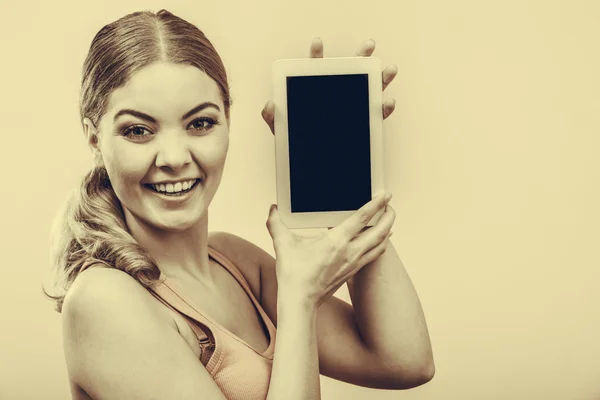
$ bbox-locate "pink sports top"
[149,246,276,400]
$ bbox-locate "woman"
[47,9,434,400]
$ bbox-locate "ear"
[83,117,104,168]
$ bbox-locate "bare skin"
[62,38,433,400]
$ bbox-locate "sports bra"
[149,246,276,400]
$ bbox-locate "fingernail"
[388,231,394,238]
[384,193,392,203]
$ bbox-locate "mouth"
[144,179,200,197]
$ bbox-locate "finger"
[266,204,291,244]
[383,99,396,120]
[261,101,275,134]
[330,192,392,241]
[310,37,323,58]
[356,39,376,57]
[382,64,398,91]
[349,204,396,255]
[357,231,393,267]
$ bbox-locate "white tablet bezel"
[272,56,385,229]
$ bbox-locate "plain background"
[1,0,599,399]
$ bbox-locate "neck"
[123,209,214,283]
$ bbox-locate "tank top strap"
[207,246,276,335]
[150,279,224,372]
[148,284,212,343]
[149,245,275,362]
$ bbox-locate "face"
[85,61,229,233]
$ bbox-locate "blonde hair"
[46,9,231,312]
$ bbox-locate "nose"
[154,131,192,171]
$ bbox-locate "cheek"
[196,135,229,169]
[216,135,230,163]
[103,143,152,189]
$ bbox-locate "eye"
[188,117,219,132]
[122,125,153,141]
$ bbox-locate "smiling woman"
[45,8,434,400]
[47,10,232,307]
[85,61,229,233]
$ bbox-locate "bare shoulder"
[62,267,175,364]
[65,267,150,306]
[63,267,166,330]
[62,267,226,399]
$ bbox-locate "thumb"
[266,204,289,241]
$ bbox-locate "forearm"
[347,241,434,379]
[266,290,320,400]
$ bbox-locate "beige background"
[1,0,599,399]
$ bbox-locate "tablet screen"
[286,74,372,213]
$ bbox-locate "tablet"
[272,56,385,229]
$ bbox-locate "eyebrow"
[113,102,221,123]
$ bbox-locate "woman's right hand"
[266,193,395,308]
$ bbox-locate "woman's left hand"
[261,38,398,133]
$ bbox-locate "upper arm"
[62,268,227,400]
[209,232,399,389]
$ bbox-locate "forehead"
[104,61,223,121]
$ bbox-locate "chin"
[124,198,209,234]
[164,225,194,233]
[156,211,206,233]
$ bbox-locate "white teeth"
[150,179,197,194]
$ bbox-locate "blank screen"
[286,74,371,213]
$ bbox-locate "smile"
[144,179,200,196]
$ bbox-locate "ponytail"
[46,9,232,312]
[46,166,160,312]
